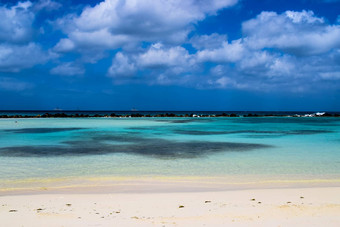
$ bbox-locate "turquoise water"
[0,117,339,186]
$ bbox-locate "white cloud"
[0,1,35,44]
[71,0,236,34]
[108,52,136,78]
[242,10,340,55]
[216,76,231,87]
[137,44,192,68]
[268,56,296,77]
[54,30,136,55]
[1,1,338,92]
[285,10,324,23]
[54,0,238,57]
[103,9,340,91]
[319,72,340,79]
[190,33,227,50]
[53,38,75,52]
[0,43,49,72]
[197,39,245,62]
[34,0,62,11]
[238,51,273,70]
[107,43,199,84]
[0,1,57,72]
[210,65,226,76]
[50,62,85,76]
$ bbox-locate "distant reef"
[0,112,339,118]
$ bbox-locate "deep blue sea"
[0,110,338,116]
[0,113,340,190]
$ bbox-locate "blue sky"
[0,0,340,111]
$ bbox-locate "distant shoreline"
[0,111,339,118]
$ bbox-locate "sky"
[0,0,340,111]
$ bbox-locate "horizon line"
[0,110,339,112]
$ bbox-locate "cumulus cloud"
[54,0,238,58]
[190,33,227,50]
[137,43,192,68]
[107,43,202,86]
[0,1,55,72]
[168,10,340,91]
[2,0,339,93]
[197,39,245,63]
[0,1,35,44]
[104,8,340,90]
[108,52,136,78]
[34,0,62,11]
[50,62,85,76]
[0,43,49,72]
[242,10,340,55]
[53,38,75,53]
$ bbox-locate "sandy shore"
[1,186,340,227]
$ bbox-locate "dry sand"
[1,186,340,227]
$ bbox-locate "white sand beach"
[1,185,340,227]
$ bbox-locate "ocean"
[0,115,340,190]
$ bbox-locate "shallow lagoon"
[0,117,339,188]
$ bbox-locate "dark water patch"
[245,135,284,138]
[284,130,333,135]
[128,127,152,130]
[4,128,87,134]
[155,118,213,124]
[174,130,236,135]
[173,130,281,135]
[0,133,272,159]
[67,133,150,144]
